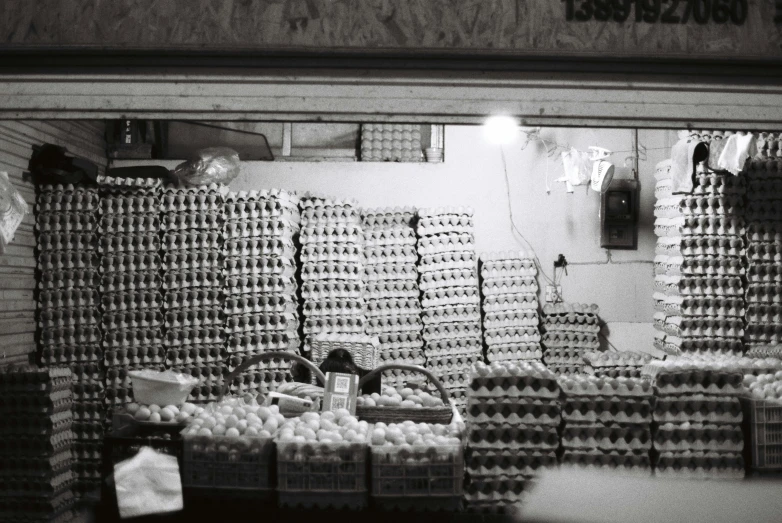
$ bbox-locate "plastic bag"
[0,172,29,254]
[114,447,182,518]
[171,147,241,187]
[557,148,591,192]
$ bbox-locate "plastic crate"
[276,440,368,509]
[741,396,782,471]
[370,443,464,511]
[181,433,275,495]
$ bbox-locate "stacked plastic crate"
[745,133,782,352]
[480,251,542,362]
[559,375,654,473]
[99,182,165,420]
[646,360,745,478]
[161,184,226,403]
[36,184,103,496]
[223,189,301,396]
[464,361,559,514]
[653,155,745,357]
[417,207,483,412]
[541,303,600,375]
[299,195,369,371]
[362,207,424,387]
[0,366,77,523]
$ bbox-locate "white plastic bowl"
[128,369,199,406]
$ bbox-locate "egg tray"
[483,313,540,330]
[301,211,360,228]
[422,306,480,324]
[224,221,297,241]
[558,375,653,398]
[225,352,293,373]
[653,423,744,453]
[561,424,652,452]
[746,182,782,200]
[541,333,599,350]
[427,353,484,373]
[301,262,364,281]
[303,249,365,266]
[36,232,98,253]
[365,268,419,283]
[542,303,599,316]
[654,199,684,220]
[677,195,744,216]
[480,263,538,278]
[303,319,366,336]
[468,382,559,401]
[304,298,366,317]
[692,172,747,195]
[656,216,745,238]
[655,236,744,257]
[463,477,527,507]
[39,344,101,367]
[482,294,538,313]
[98,253,162,274]
[417,206,474,219]
[542,323,600,336]
[162,326,225,347]
[35,212,96,235]
[72,441,102,462]
[0,369,73,398]
[465,449,557,478]
[377,339,425,354]
[663,295,746,317]
[70,420,104,441]
[70,403,104,424]
[0,430,75,456]
[360,207,416,226]
[417,214,473,230]
[300,279,363,298]
[226,332,300,354]
[425,337,482,355]
[419,274,478,293]
[481,250,536,265]
[582,351,654,368]
[664,337,744,355]
[97,213,159,234]
[165,346,226,368]
[748,263,782,284]
[671,257,745,278]
[0,412,74,440]
[466,399,561,427]
[299,229,363,246]
[663,275,745,298]
[486,346,543,362]
[654,451,745,479]
[747,221,782,242]
[227,187,299,205]
[482,282,538,298]
[746,204,782,222]
[364,284,420,301]
[100,310,163,331]
[561,397,653,425]
[485,331,542,347]
[0,472,77,500]
[467,424,559,450]
[363,225,416,242]
[224,276,296,298]
[420,250,475,267]
[742,324,782,344]
[366,297,420,314]
[38,249,100,273]
[417,234,475,255]
[543,351,586,367]
[745,344,782,358]
[422,322,482,342]
[561,450,651,471]
[98,194,159,215]
[223,237,296,259]
[546,365,585,376]
[39,325,101,348]
[165,364,226,386]
[0,451,74,480]
[365,319,422,336]
[653,395,742,425]
[38,307,100,330]
[746,283,782,303]
[662,317,744,339]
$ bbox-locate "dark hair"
[319,349,360,375]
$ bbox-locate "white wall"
[227,125,676,353]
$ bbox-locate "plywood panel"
[0,121,106,365]
[1,0,779,61]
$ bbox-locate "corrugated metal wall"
[0,121,106,366]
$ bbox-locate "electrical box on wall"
[600,179,639,249]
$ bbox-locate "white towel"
[718,133,757,175]
[670,138,708,194]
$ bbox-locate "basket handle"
[219,352,326,401]
[358,363,450,405]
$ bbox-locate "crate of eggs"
[360,124,422,162]
[368,420,464,511]
[356,378,452,424]
[275,410,370,510]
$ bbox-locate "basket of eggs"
[356,364,454,424]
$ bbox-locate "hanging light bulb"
[483,115,519,145]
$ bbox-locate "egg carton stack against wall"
[161,184,226,403]
[581,351,655,378]
[35,184,103,496]
[223,190,301,396]
[0,366,77,523]
[541,303,600,375]
[362,207,424,387]
[480,251,542,362]
[464,361,560,514]
[100,183,165,421]
[653,154,746,357]
[645,360,745,478]
[417,207,483,413]
[299,195,370,372]
[559,375,653,474]
[360,124,422,162]
[744,133,782,353]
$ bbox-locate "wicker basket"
[356,364,453,424]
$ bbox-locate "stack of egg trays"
[581,351,656,378]
[464,361,559,514]
[99,186,166,419]
[744,135,782,352]
[361,207,424,387]
[480,251,542,362]
[299,194,367,348]
[417,207,483,411]
[654,139,747,357]
[0,366,77,523]
[541,303,600,375]
[644,360,745,479]
[223,189,301,396]
[161,184,227,403]
[360,124,422,162]
[558,374,654,473]
[35,184,104,495]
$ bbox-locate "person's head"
[319,349,360,375]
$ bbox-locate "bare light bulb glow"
[483,115,519,145]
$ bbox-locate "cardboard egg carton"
[162,269,223,291]
[97,233,160,255]
[35,212,96,234]
[305,332,378,368]
[361,207,416,228]
[486,345,542,362]
[745,343,782,358]
[548,364,586,376]
[482,279,538,297]
[0,392,74,419]
[377,333,424,352]
[747,179,782,199]
[363,224,416,242]
[422,304,480,324]
[428,352,483,372]
[561,450,651,471]
[678,194,744,216]
[747,242,782,263]
[655,179,673,200]
[228,370,293,396]
[161,231,223,252]
[360,123,422,162]
[223,275,295,297]
[416,259,474,276]
[99,253,161,274]
[744,324,782,343]
[467,424,559,450]
[224,219,297,241]
[102,386,134,407]
[303,244,363,264]
[299,223,363,244]
[160,211,223,233]
[164,251,223,274]
[541,332,599,350]
[655,216,745,237]
[558,375,653,398]
[224,293,298,317]
[37,307,99,331]
[748,262,782,283]
[542,316,600,332]
[561,424,652,452]
[480,251,536,267]
[0,451,74,479]
[299,192,358,209]
[671,256,745,277]
[300,282,362,301]
[38,251,99,272]
[379,353,425,368]
[365,263,418,281]
[483,311,539,329]
[658,275,744,297]
[543,303,599,316]
[0,470,76,498]
[300,206,360,226]
[543,347,586,366]
[226,331,299,353]
[641,361,743,395]
[486,329,541,346]
[419,268,477,289]
[224,237,295,258]
[225,200,299,222]
[99,194,159,215]
[301,261,364,281]
[37,232,98,252]
[653,395,742,425]
[365,316,422,335]
[72,441,101,463]
[561,396,653,425]
[0,366,73,394]
[663,296,744,317]
[417,233,475,255]
[39,344,101,366]
[423,321,482,341]
[746,281,782,303]
[304,298,366,316]
[654,197,685,220]
[662,336,744,355]
[482,294,538,313]
[303,316,366,335]
[96,172,161,189]
[37,186,100,213]
[421,292,480,310]
[654,451,745,479]
[0,430,76,457]
[225,352,293,373]
[378,346,424,361]
[581,351,653,369]
[103,345,166,369]
[747,222,782,242]
[366,250,418,264]
[420,250,475,267]
[467,398,561,427]
[363,282,420,300]
[746,200,782,221]
[465,449,557,479]
[416,216,474,237]
[226,188,299,205]
[656,236,745,257]
[225,312,298,335]
[436,373,472,390]
[38,289,100,311]
[99,325,162,348]
[654,423,744,453]
[165,345,225,368]
[100,292,163,315]
[662,316,744,338]
[40,326,101,348]
[98,214,159,235]
[366,297,420,315]
[464,477,527,506]
[417,206,474,219]
[101,310,163,332]
[163,326,225,347]
[165,307,225,329]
